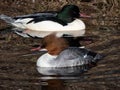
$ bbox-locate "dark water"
[0,15,120,89]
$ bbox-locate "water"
[0,16,120,89]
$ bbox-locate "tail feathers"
[93,53,103,62]
[0,14,26,29]
[12,28,29,38]
[85,51,103,63]
[0,14,15,24]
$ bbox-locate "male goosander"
[0,5,90,38]
[37,34,102,67]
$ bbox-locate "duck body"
[37,47,102,67]
[0,5,86,38]
[37,65,89,75]
[14,19,85,37]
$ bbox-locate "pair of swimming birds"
[0,5,102,67]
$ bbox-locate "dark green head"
[57,5,80,23]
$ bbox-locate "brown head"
[41,33,69,55]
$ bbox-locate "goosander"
[37,34,102,67]
[0,5,90,38]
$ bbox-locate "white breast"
[37,53,57,67]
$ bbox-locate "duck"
[0,5,90,38]
[37,34,102,67]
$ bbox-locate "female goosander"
[37,34,102,67]
[0,5,90,38]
